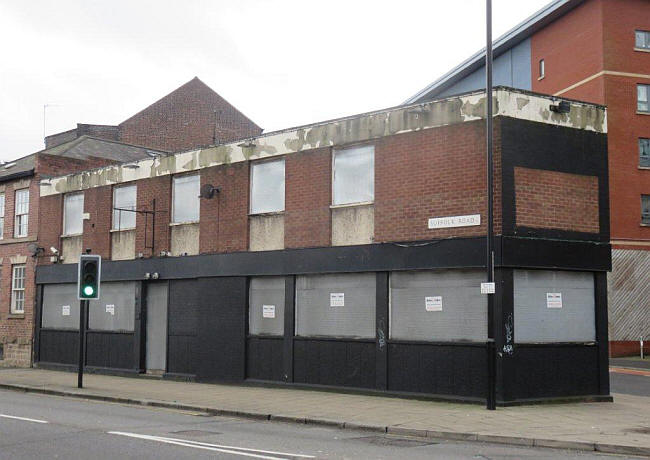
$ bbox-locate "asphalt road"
[0,390,639,460]
[611,370,650,397]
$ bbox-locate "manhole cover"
[348,435,437,448]
[627,427,650,434]
[170,430,222,437]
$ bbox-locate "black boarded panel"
[85,332,135,370]
[388,343,487,398]
[507,345,599,401]
[293,339,375,389]
[38,330,78,365]
[167,279,200,375]
[246,337,284,382]
[195,277,247,382]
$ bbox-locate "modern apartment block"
[33,88,611,405]
[406,0,650,357]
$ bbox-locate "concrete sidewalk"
[1,368,649,456]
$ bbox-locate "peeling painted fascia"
[41,88,606,197]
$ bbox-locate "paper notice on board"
[330,293,344,307]
[62,305,70,316]
[546,293,562,309]
[262,305,275,318]
[106,304,115,315]
[425,296,443,312]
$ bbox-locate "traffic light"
[78,255,101,300]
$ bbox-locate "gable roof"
[404,0,584,104]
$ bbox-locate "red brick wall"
[38,194,63,264]
[285,148,332,249]
[83,186,113,258]
[135,177,171,256]
[199,162,249,254]
[119,77,262,152]
[514,167,600,233]
[374,121,502,242]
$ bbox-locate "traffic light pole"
[77,299,88,388]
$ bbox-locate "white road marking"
[108,431,316,459]
[0,414,49,424]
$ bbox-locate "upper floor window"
[635,30,650,50]
[250,158,285,214]
[643,195,650,225]
[539,59,545,79]
[172,174,200,223]
[0,193,5,239]
[112,184,137,230]
[10,264,26,314]
[638,84,650,113]
[63,192,84,236]
[332,145,374,206]
[640,138,650,168]
[14,188,29,238]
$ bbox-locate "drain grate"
[348,435,437,448]
[170,430,222,437]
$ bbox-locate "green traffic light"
[83,285,95,296]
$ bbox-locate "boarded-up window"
[390,270,487,342]
[249,277,285,336]
[250,159,285,214]
[41,284,79,329]
[64,192,84,235]
[88,282,136,332]
[172,174,200,223]
[296,273,375,338]
[332,145,374,205]
[113,184,137,230]
[514,270,595,343]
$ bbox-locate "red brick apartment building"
[33,88,612,404]
[0,78,262,367]
[406,0,650,356]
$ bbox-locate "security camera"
[50,246,59,255]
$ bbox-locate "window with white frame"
[640,138,650,168]
[643,195,650,225]
[14,188,29,237]
[172,174,200,223]
[635,30,650,50]
[112,184,137,230]
[0,193,5,239]
[250,158,285,214]
[63,193,84,235]
[11,264,26,314]
[639,84,650,113]
[332,145,374,206]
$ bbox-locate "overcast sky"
[0,0,550,161]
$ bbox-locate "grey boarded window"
[390,270,487,342]
[514,270,595,343]
[41,284,79,329]
[88,282,136,332]
[249,277,285,336]
[296,273,375,339]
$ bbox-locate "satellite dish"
[200,184,220,199]
[27,243,43,256]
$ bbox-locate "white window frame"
[10,264,26,314]
[112,184,137,230]
[635,30,650,50]
[332,145,375,206]
[539,59,545,79]
[0,193,5,240]
[638,84,650,113]
[14,188,29,238]
[172,174,200,224]
[63,192,84,236]
[250,158,285,214]
[640,138,650,168]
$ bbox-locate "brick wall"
[119,77,262,153]
[514,167,600,233]
[135,176,171,256]
[199,162,249,254]
[83,185,113,258]
[284,148,332,249]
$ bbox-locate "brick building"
[0,137,165,367]
[34,88,611,405]
[405,0,650,357]
[45,77,263,153]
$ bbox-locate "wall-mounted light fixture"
[550,100,571,114]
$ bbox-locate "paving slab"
[0,368,649,456]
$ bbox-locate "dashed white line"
[0,414,49,424]
[108,431,316,459]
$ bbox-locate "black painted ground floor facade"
[34,236,611,405]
